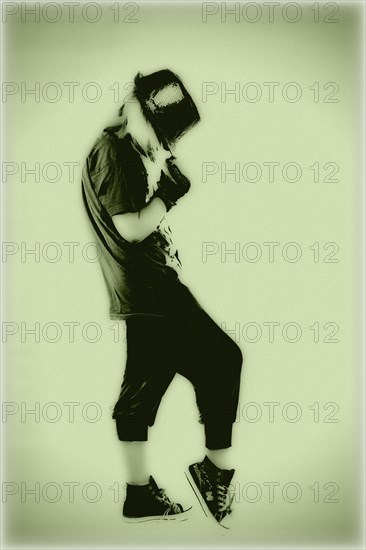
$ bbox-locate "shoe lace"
[217,483,235,514]
[155,488,182,515]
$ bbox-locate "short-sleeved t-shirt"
[81,118,200,319]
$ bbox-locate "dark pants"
[112,306,243,450]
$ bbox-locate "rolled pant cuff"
[204,421,233,450]
[115,419,148,441]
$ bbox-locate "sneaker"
[185,456,235,528]
[123,476,191,522]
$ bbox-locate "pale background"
[1,1,364,548]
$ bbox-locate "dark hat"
[133,69,200,144]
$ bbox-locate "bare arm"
[112,155,190,244]
[112,197,167,244]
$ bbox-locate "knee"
[229,340,243,374]
[213,334,243,376]
[212,338,243,381]
[235,342,244,368]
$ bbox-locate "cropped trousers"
[112,305,243,450]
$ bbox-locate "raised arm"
[112,158,191,244]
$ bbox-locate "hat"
[133,69,200,144]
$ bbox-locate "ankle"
[205,450,233,472]
[127,476,150,486]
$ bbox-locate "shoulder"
[87,120,132,176]
[86,134,116,177]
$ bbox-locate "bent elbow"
[123,230,145,244]
[120,231,142,244]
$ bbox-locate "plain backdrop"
[2,2,364,548]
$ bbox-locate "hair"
[118,94,165,150]
[117,87,138,117]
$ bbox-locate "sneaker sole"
[123,506,192,524]
[184,469,230,530]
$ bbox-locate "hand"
[153,157,191,212]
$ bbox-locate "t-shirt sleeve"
[88,134,146,217]
[96,162,134,216]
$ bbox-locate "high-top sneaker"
[123,476,191,522]
[185,456,235,528]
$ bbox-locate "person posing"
[81,69,243,528]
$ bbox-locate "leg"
[112,316,190,521]
[206,448,233,471]
[112,316,176,451]
[175,307,243,526]
[120,441,150,486]
[175,307,243,452]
